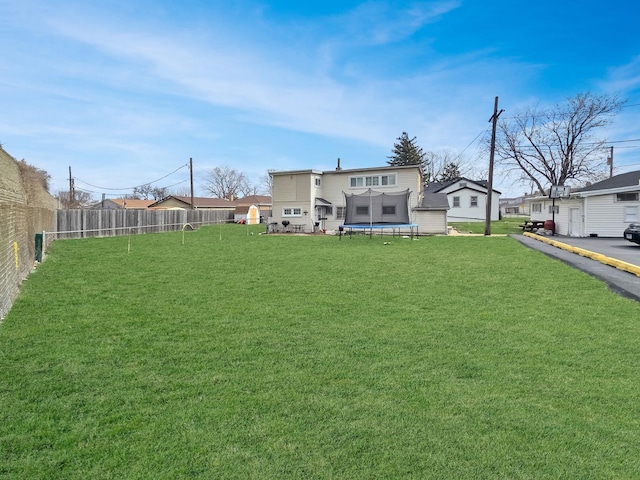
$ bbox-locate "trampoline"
[340,223,419,238]
[340,188,417,238]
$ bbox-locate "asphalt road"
[513,234,640,302]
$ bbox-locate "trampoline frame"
[340,223,419,239]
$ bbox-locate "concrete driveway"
[513,234,640,302]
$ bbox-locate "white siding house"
[424,178,500,222]
[270,165,449,234]
[527,170,640,237]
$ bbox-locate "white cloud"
[601,56,640,94]
[29,1,477,150]
[330,1,461,46]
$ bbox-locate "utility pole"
[607,146,614,178]
[68,166,74,208]
[189,157,194,209]
[485,96,504,236]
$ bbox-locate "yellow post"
[13,242,19,269]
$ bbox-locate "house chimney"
[336,157,342,171]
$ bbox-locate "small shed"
[413,193,450,234]
[247,204,260,224]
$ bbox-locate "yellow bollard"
[13,242,19,269]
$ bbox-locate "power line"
[610,145,640,150]
[457,127,490,158]
[163,179,189,189]
[74,162,189,191]
[510,138,640,150]
[73,186,100,195]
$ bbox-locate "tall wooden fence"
[54,209,234,240]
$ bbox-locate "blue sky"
[2,0,640,198]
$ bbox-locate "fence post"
[35,233,43,262]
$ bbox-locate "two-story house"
[270,164,449,234]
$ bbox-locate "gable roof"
[91,198,157,209]
[424,177,501,195]
[149,196,234,209]
[112,199,156,209]
[574,170,640,193]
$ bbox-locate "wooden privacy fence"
[54,209,234,239]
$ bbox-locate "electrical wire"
[74,162,189,191]
[508,138,640,150]
[458,127,490,157]
[500,102,639,122]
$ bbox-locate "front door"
[569,208,580,236]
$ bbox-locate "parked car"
[623,223,640,244]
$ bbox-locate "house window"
[349,174,396,188]
[356,206,369,215]
[336,207,346,219]
[382,205,396,215]
[459,182,467,187]
[624,206,638,223]
[283,207,302,217]
[549,205,559,214]
[470,196,478,207]
[532,203,542,213]
[617,193,638,202]
[314,177,322,187]
[453,196,460,207]
[380,175,395,186]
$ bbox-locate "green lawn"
[1,224,640,479]
[449,217,527,234]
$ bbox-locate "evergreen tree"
[387,132,427,171]
[437,162,461,182]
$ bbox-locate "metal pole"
[68,166,73,208]
[190,157,194,209]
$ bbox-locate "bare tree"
[172,185,192,197]
[133,184,168,200]
[495,92,625,192]
[151,186,168,200]
[56,190,93,208]
[203,166,248,200]
[424,150,473,182]
[238,182,261,197]
[262,171,274,196]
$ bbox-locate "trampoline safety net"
[343,188,411,225]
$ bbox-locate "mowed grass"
[1,224,640,479]
[450,217,527,235]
